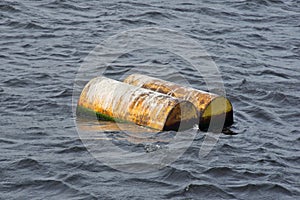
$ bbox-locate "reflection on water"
[76,116,199,173]
[76,117,168,143]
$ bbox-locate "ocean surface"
[1,0,299,199]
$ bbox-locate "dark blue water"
[1,0,299,199]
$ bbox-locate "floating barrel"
[124,74,234,130]
[77,77,198,131]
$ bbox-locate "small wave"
[74,161,116,173]
[123,177,173,187]
[119,18,156,25]
[179,2,195,6]
[119,1,152,8]
[247,106,283,125]
[30,73,53,81]
[21,43,32,48]
[0,138,16,144]
[256,69,290,79]
[128,11,176,20]
[16,179,88,197]
[165,183,236,199]
[50,88,72,98]
[162,167,197,184]
[5,20,20,27]
[228,183,293,196]
[173,7,195,13]
[242,170,268,178]
[63,173,86,183]
[50,53,70,58]
[246,33,268,41]
[42,0,91,11]
[17,99,62,113]
[228,41,256,49]
[253,0,284,5]
[0,4,20,13]
[252,90,289,105]
[203,166,237,177]
[24,22,49,30]
[3,78,35,88]
[232,0,283,11]
[220,143,240,152]
[56,146,87,154]
[13,158,42,170]
[5,20,49,30]
[253,26,272,31]
[256,157,287,168]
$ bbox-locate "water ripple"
[1,0,299,199]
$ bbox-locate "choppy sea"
[1,0,299,199]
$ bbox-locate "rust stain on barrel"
[124,74,234,130]
[78,77,198,131]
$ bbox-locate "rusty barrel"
[124,74,234,130]
[77,77,198,131]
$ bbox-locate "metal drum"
[77,77,198,131]
[124,74,233,130]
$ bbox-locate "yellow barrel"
[77,77,198,131]
[124,74,233,130]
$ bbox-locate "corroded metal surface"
[77,77,198,131]
[124,74,234,130]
